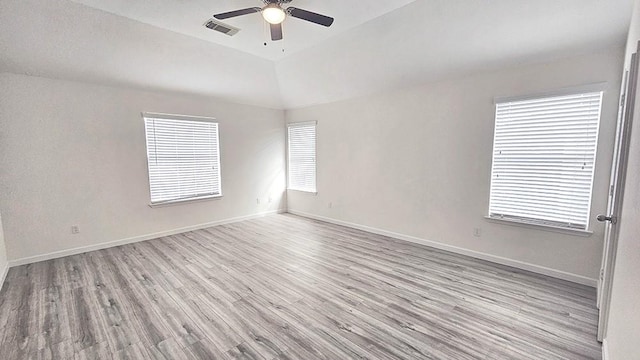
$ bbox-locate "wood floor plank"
[0,214,602,359]
[166,287,244,353]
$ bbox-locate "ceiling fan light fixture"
[262,4,286,25]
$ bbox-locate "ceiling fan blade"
[214,7,261,20]
[270,23,283,41]
[287,7,334,27]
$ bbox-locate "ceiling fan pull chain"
[263,19,268,46]
[281,22,286,53]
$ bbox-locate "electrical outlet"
[328,202,333,208]
[268,197,272,203]
[473,228,482,237]
[256,198,261,205]
[71,225,80,234]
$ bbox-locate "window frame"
[142,112,223,207]
[487,85,605,233]
[287,121,318,194]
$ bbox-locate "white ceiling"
[0,0,635,109]
[0,0,282,108]
[277,0,634,107]
[69,0,417,61]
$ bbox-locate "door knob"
[597,214,617,224]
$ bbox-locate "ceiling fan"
[213,0,334,41]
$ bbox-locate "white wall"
[0,73,286,263]
[604,0,640,357]
[287,48,623,282]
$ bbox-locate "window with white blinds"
[488,91,603,230]
[143,113,221,205]
[288,122,317,193]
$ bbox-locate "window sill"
[484,216,593,237]
[287,188,317,195]
[149,194,223,208]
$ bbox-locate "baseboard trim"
[288,209,597,287]
[0,262,9,291]
[602,339,609,360]
[8,209,286,267]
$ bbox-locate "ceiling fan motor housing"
[263,0,293,4]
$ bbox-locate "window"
[143,113,221,205]
[287,122,317,193]
[488,90,603,230]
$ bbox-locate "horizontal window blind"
[144,115,221,204]
[489,91,603,230]
[288,122,316,192]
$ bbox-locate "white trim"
[602,339,609,360]
[484,216,593,237]
[149,194,223,208]
[287,189,318,195]
[494,82,608,104]
[287,120,317,128]
[288,209,597,287]
[8,209,285,267]
[141,112,216,123]
[0,262,9,292]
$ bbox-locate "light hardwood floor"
[0,214,601,359]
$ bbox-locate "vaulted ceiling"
[69,0,417,61]
[0,0,634,109]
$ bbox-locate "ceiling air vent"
[204,18,240,36]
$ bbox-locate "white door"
[596,46,638,341]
